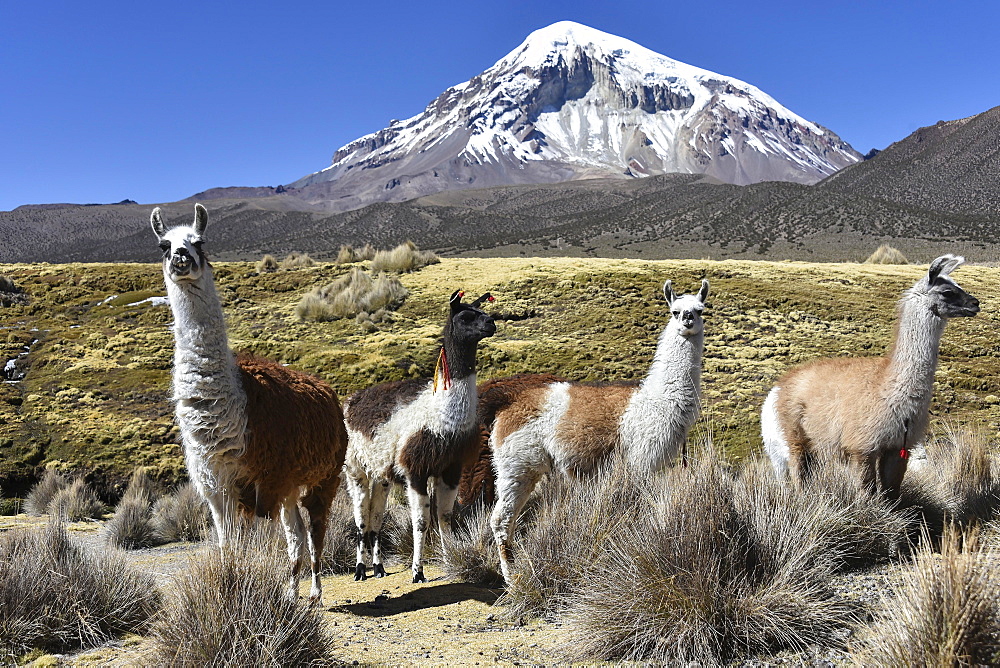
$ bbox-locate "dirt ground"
[1,514,567,666]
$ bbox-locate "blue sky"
[2,1,997,212]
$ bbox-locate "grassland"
[0,256,997,497]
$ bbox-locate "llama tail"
[760,386,789,479]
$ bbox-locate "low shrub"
[335,244,358,264]
[370,241,440,273]
[865,244,908,264]
[120,468,161,507]
[851,527,1000,664]
[0,521,160,661]
[152,483,209,543]
[149,526,337,666]
[255,254,278,273]
[24,469,68,516]
[295,267,408,322]
[48,478,105,521]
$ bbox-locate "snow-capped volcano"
[291,21,861,209]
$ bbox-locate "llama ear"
[928,254,965,282]
[150,207,167,238]
[663,280,675,305]
[471,292,494,307]
[450,290,464,310]
[697,279,710,303]
[193,203,209,237]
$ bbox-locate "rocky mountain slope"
[284,21,861,211]
[1,107,996,264]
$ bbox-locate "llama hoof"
[373,563,386,578]
[412,568,426,583]
[354,563,367,581]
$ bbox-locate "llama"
[151,204,348,603]
[761,255,979,500]
[483,279,709,583]
[343,290,496,583]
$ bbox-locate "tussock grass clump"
[295,266,408,322]
[370,240,440,273]
[320,492,359,574]
[903,427,1000,532]
[149,526,337,666]
[0,521,160,661]
[852,527,1000,664]
[281,251,314,269]
[865,244,908,264]
[501,457,649,619]
[255,254,278,273]
[24,469,68,516]
[441,502,505,588]
[105,496,158,549]
[107,471,162,549]
[48,478,105,521]
[556,450,857,664]
[152,483,208,543]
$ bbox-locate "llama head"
[914,254,980,319]
[663,279,709,336]
[446,290,497,345]
[150,204,210,283]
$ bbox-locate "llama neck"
[883,290,947,411]
[642,322,704,395]
[442,335,479,384]
[165,265,242,401]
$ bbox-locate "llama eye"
[159,242,170,253]
[671,311,680,317]
[192,240,204,249]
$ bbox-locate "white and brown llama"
[482,278,709,583]
[343,290,496,583]
[151,204,348,603]
[761,254,979,500]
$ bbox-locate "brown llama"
[152,204,348,603]
[761,254,979,500]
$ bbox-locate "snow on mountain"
[290,21,862,210]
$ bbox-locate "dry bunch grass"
[370,241,440,273]
[555,449,859,663]
[152,483,209,543]
[0,521,159,661]
[23,469,68,516]
[902,427,1000,533]
[295,266,407,322]
[149,525,337,666]
[336,243,376,264]
[440,501,505,588]
[281,251,314,269]
[106,496,158,549]
[852,526,1000,664]
[48,477,104,521]
[865,244,909,264]
[255,254,278,273]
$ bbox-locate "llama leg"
[760,388,790,479]
[491,469,542,584]
[205,488,239,548]
[406,476,432,583]
[344,471,372,581]
[301,476,339,605]
[435,464,463,557]
[279,497,307,600]
[369,478,391,578]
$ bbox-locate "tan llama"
[761,254,979,499]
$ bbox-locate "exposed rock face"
[290,21,861,211]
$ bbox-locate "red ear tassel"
[900,448,909,459]
[488,295,495,302]
[458,291,465,298]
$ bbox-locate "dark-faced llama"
[343,290,496,583]
[152,204,348,603]
[482,279,709,583]
[761,255,979,500]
